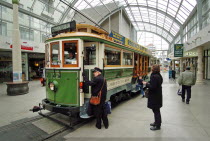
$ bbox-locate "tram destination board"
[51,21,76,37]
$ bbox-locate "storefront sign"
[184,51,197,57]
[109,31,125,44]
[174,44,183,57]
[10,45,33,51]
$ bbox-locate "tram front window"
[51,42,60,66]
[64,42,77,65]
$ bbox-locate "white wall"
[184,23,210,51]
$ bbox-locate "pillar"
[6,0,29,95]
[12,0,22,82]
[196,46,204,84]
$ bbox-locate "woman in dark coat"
[83,67,109,129]
[143,65,163,131]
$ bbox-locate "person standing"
[137,75,145,98]
[83,67,109,129]
[178,66,196,104]
[143,65,163,131]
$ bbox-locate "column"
[180,58,183,72]
[12,0,22,82]
[196,46,204,84]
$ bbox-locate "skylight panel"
[167,7,177,17]
[158,4,167,12]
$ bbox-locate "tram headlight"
[49,83,55,91]
[49,80,59,92]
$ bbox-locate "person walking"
[178,66,196,104]
[83,67,109,129]
[143,65,163,131]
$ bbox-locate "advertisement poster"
[174,44,183,57]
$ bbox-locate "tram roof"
[46,31,151,56]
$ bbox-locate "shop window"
[123,51,133,65]
[50,42,60,67]
[20,27,34,41]
[0,22,7,36]
[105,46,121,66]
[84,44,96,65]
[63,41,78,67]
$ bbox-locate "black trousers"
[181,85,191,102]
[95,105,109,128]
[152,108,162,127]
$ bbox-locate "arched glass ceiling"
[4,0,196,44]
[72,0,197,43]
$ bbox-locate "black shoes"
[186,101,189,104]
[105,125,109,129]
[150,126,161,131]
[142,95,145,98]
[95,125,101,129]
[182,99,185,102]
[150,123,161,130]
[150,123,156,126]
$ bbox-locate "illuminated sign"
[51,21,76,37]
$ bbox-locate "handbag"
[144,88,149,98]
[89,79,105,105]
[177,87,182,96]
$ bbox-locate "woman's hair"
[152,65,160,73]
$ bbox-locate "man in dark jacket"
[83,67,109,129]
[143,65,163,131]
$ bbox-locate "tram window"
[84,44,96,65]
[63,42,77,65]
[51,42,60,66]
[123,51,133,65]
[45,44,49,67]
[105,46,121,65]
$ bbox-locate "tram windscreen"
[64,42,77,65]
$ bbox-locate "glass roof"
[4,0,196,45]
[70,0,197,43]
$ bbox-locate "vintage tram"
[34,21,151,118]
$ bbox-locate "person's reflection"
[65,51,76,64]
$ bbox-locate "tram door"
[83,42,99,93]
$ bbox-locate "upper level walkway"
[0,72,210,141]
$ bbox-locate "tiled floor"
[0,72,210,141]
[63,72,210,141]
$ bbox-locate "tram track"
[0,112,92,141]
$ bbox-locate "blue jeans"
[140,85,145,96]
[136,85,144,96]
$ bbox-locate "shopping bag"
[104,101,111,115]
[177,87,182,96]
[144,88,149,98]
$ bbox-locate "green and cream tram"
[42,22,151,118]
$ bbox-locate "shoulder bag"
[90,79,105,105]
